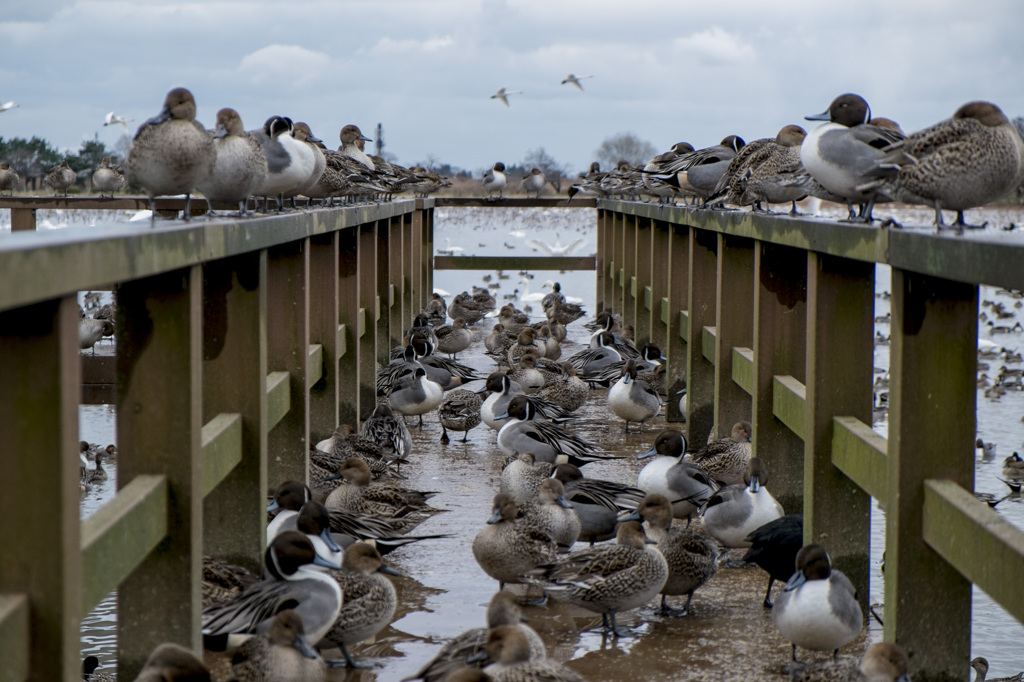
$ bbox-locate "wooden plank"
[831,416,889,502]
[713,233,754,438]
[81,475,168,614]
[116,266,203,677]
[337,324,347,359]
[664,224,689,422]
[0,594,29,682]
[10,208,36,232]
[433,197,596,208]
[885,269,976,678]
[266,371,291,432]
[307,344,323,390]
[338,228,360,427]
[923,479,1024,624]
[0,296,80,682]
[686,228,718,445]
[434,255,597,271]
[308,232,339,444]
[358,224,377,420]
[771,375,806,440]
[201,413,243,498]
[649,220,670,349]
[753,242,807,514]
[376,219,391,367]
[731,347,754,395]
[701,326,717,364]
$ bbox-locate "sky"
[1,0,1023,176]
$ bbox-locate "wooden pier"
[1,196,1023,681]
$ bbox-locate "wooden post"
[308,232,340,443]
[402,212,415,327]
[665,223,690,422]
[10,208,36,231]
[116,267,203,679]
[338,228,360,428]
[753,242,807,516]
[685,228,718,445]
[634,216,653,345]
[376,219,391,366]
[202,252,268,573]
[358,223,377,420]
[596,209,610,314]
[649,220,670,350]
[804,253,873,611]
[266,241,310,486]
[611,211,625,315]
[886,269,975,680]
[622,214,638,337]
[0,296,81,681]
[713,233,755,437]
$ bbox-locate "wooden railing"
[0,199,434,681]
[596,201,1024,680]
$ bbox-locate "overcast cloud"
[1,0,1022,174]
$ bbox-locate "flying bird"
[490,87,522,108]
[0,101,18,113]
[526,233,587,256]
[104,112,134,129]
[561,74,593,91]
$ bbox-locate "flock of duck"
[560,93,1024,231]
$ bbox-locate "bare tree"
[594,132,658,169]
[523,147,570,193]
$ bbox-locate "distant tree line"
[0,135,122,191]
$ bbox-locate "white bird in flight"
[103,111,134,129]
[526,233,588,257]
[0,101,19,113]
[490,87,522,108]
[561,74,593,91]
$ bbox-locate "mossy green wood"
[830,416,888,502]
[338,228,361,428]
[635,217,653,344]
[267,241,310,487]
[701,326,716,364]
[665,224,689,422]
[886,269,976,680]
[714,234,755,439]
[358,223,378,420]
[401,213,415,332]
[0,595,29,682]
[308,233,340,444]
[265,372,291,433]
[201,413,243,497]
[307,345,323,391]
[201,253,268,575]
[804,254,874,613]
[116,267,203,679]
[389,217,405,351]
[0,296,81,682]
[686,229,718,444]
[771,375,806,440]
[730,347,754,395]
[650,221,670,349]
[752,242,807,515]
[81,475,168,614]
[596,209,611,313]
[375,220,391,368]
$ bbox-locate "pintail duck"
[321,543,402,668]
[496,396,612,467]
[522,167,546,198]
[478,372,573,429]
[607,358,663,433]
[439,388,484,443]
[422,292,448,327]
[79,318,114,353]
[472,493,559,591]
[360,401,413,463]
[88,451,109,483]
[125,88,215,220]
[267,480,313,543]
[500,452,554,506]
[469,625,585,682]
[1002,452,1024,482]
[709,125,808,213]
[227,609,326,682]
[82,655,115,682]
[772,544,863,663]
[449,294,489,325]
[250,116,312,210]
[296,495,449,558]
[540,282,566,312]
[546,299,587,326]
[859,101,1024,229]
[519,478,581,551]
[567,332,623,379]
[483,162,507,197]
[566,162,608,200]
[507,328,544,366]
[799,93,905,223]
[535,362,589,412]
[312,424,401,481]
[524,521,668,637]
[554,463,645,545]
[636,429,715,521]
[0,162,20,196]
[691,420,752,486]
[287,122,326,202]
[91,156,125,197]
[701,456,784,548]
[795,641,911,682]
[196,108,267,215]
[660,135,746,204]
[131,642,211,682]
[201,531,343,650]
[971,656,1024,682]
[324,458,439,518]
[620,494,719,616]
[387,367,444,428]
[338,124,374,170]
[44,160,76,196]
[506,354,546,394]
[402,591,544,682]
[741,513,803,608]
[435,318,473,359]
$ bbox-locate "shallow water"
[72,205,1024,679]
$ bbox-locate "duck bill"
[320,528,342,553]
[293,634,320,660]
[378,562,404,577]
[323,470,344,482]
[266,499,281,513]
[749,476,760,493]
[783,570,807,592]
[306,133,323,144]
[805,109,830,122]
[486,507,503,524]
[466,650,489,664]
[493,411,509,421]
[637,446,658,460]
[556,495,573,510]
[213,123,228,139]
[617,509,640,522]
[313,554,343,570]
[358,133,372,142]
